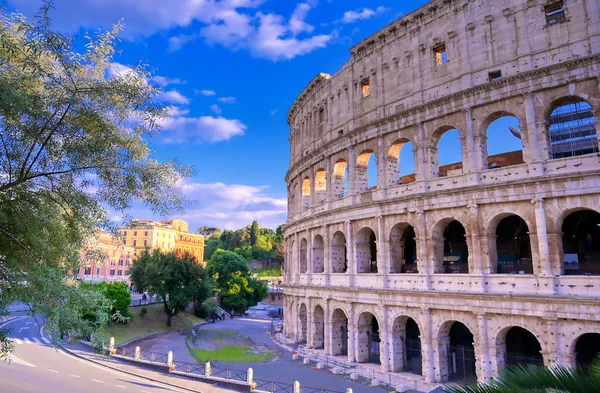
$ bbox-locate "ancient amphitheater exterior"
[282,0,600,389]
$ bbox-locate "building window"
[133,240,137,247]
[84,267,91,275]
[125,260,130,267]
[144,239,147,247]
[125,270,130,276]
[144,231,148,236]
[434,43,448,65]
[488,70,502,81]
[110,259,116,266]
[123,231,127,236]
[118,259,123,266]
[545,1,566,25]
[117,270,122,276]
[360,79,371,97]
[110,269,115,276]
[96,267,101,275]
[134,231,137,236]
[318,108,325,123]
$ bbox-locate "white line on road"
[32,338,41,344]
[48,369,58,373]
[92,379,103,383]
[115,384,126,388]
[41,337,50,344]
[68,374,81,378]
[13,338,23,344]
[139,391,151,393]
[23,338,32,344]
[19,326,30,332]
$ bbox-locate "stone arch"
[495,326,544,372]
[391,316,423,374]
[430,125,465,178]
[299,238,308,274]
[356,149,377,193]
[571,333,600,370]
[437,320,477,383]
[298,303,308,344]
[313,305,325,349]
[389,223,418,273]
[333,159,348,199]
[331,308,349,356]
[388,138,416,185]
[545,96,598,160]
[481,111,525,170]
[356,311,382,364]
[313,234,325,273]
[356,226,377,273]
[331,231,348,273]
[431,218,469,274]
[560,209,600,275]
[487,213,533,274]
[314,168,327,204]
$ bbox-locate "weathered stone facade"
[283,0,600,388]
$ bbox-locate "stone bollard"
[395,385,409,393]
[349,372,357,380]
[315,362,324,370]
[292,353,299,360]
[109,337,116,355]
[167,351,174,371]
[346,389,353,393]
[294,381,301,393]
[370,379,379,387]
[135,346,141,360]
[205,361,212,377]
[331,367,341,375]
[247,367,254,387]
[303,357,310,365]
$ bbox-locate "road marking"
[69,374,81,378]
[140,391,151,393]
[23,338,32,344]
[7,354,35,367]
[19,326,30,332]
[13,338,23,344]
[92,379,103,383]
[48,369,59,373]
[41,337,50,344]
[115,384,126,388]
[32,337,41,344]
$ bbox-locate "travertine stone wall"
[283,0,600,387]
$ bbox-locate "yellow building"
[119,219,204,264]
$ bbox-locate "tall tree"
[130,250,212,327]
[250,220,260,246]
[0,6,190,351]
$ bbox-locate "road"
[0,313,192,393]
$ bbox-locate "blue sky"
[9,0,522,231]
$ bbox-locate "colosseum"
[282,0,600,389]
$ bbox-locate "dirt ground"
[191,330,277,356]
[124,332,196,363]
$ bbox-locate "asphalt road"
[0,313,192,393]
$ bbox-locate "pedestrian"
[231,309,234,319]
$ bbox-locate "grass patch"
[191,345,276,363]
[250,267,283,279]
[104,303,204,345]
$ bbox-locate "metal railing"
[138,350,168,364]
[254,379,295,393]
[212,365,247,382]
[172,360,206,376]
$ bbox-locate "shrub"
[140,307,148,318]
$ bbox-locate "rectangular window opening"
[318,108,325,123]
[489,70,502,81]
[545,2,565,25]
[361,79,371,97]
[433,43,448,66]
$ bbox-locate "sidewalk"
[61,341,247,393]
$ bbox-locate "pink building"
[77,231,136,286]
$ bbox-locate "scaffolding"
[549,101,598,159]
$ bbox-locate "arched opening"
[436,128,463,178]
[504,327,543,368]
[388,139,416,185]
[313,235,324,273]
[575,333,600,371]
[333,159,348,199]
[313,305,325,349]
[548,98,597,159]
[495,215,533,274]
[356,312,381,364]
[356,227,377,273]
[331,231,348,273]
[444,322,476,382]
[299,238,308,274]
[356,150,377,193]
[301,177,311,211]
[389,224,418,273]
[391,317,422,374]
[298,303,308,344]
[562,210,600,275]
[484,114,524,169]
[441,220,469,274]
[331,308,349,356]
[314,169,327,204]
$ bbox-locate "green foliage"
[130,250,212,327]
[250,220,260,246]
[191,345,276,363]
[0,5,190,354]
[193,298,219,319]
[140,307,148,318]
[444,357,600,393]
[81,281,132,322]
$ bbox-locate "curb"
[116,332,160,348]
[57,343,203,393]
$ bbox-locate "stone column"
[347,220,355,287]
[292,301,300,343]
[532,197,553,276]
[463,108,477,179]
[348,146,356,203]
[307,297,314,349]
[294,232,300,283]
[416,210,432,289]
[377,136,387,198]
[489,344,504,376]
[544,318,563,366]
[476,313,492,382]
[307,229,313,284]
[421,308,436,383]
[380,305,391,372]
[377,215,389,288]
[326,156,333,210]
[323,224,330,286]
[324,298,332,355]
[347,303,356,363]
[468,203,485,280]
[523,93,546,174]
[416,122,429,181]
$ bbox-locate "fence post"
[109,337,116,355]
[205,361,212,377]
[247,367,254,385]
[135,346,140,360]
[346,389,353,393]
[294,381,300,393]
[167,351,174,371]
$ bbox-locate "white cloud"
[210,104,222,115]
[106,62,135,79]
[289,3,314,36]
[218,96,237,104]
[197,89,216,96]
[151,75,186,86]
[340,6,389,24]
[159,115,246,143]
[167,33,198,52]
[156,90,190,104]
